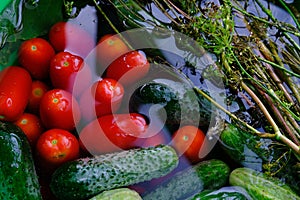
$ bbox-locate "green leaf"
[8,0,64,42]
[0,0,23,47]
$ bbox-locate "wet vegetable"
[50,144,179,200]
[0,121,42,199]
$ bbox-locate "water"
[1,0,299,198]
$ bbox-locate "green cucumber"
[142,159,230,200]
[220,123,290,172]
[50,144,179,200]
[191,186,251,200]
[89,188,142,200]
[229,167,300,200]
[0,121,42,200]
[129,79,212,132]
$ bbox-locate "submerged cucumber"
[0,121,42,200]
[229,167,300,200]
[50,144,179,200]
[142,159,230,200]
[89,188,142,200]
[129,80,212,132]
[220,123,290,172]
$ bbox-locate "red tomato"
[39,89,81,131]
[27,80,49,114]
[14,113,44,147]
[36,129,79,169]
[0,66,32,121]
[171,125,206,163]
[18,38,55,80]
[96,34,130,68]
[49,21,95,58]
[79,78,124,122]
[49,52,92,97]
[79,113,148,155]
[105,50,150,86]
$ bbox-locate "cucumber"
[50,144,179,200]
[142,159,230,200]
[219,123,290,172]
[229,167,300,200]
[89,188,142,200]
[0,121,42,200]
[191,186,252,200]
[129,79,212,132]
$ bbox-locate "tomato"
[49,52,92,97]
[105,50,150,86]
[79,78,124,122]
[96,34,130,68]
[39,89,81,131]
[27,80,49,114]
[49,21,95,58]
[171,125,206,163]
[36,129,79,170]
[18,38,55,80]
[0,66,32,121]
[79,113,148,155]
[14,113,44,147]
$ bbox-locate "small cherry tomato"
[79,78,124,122]
[18,38,55,80]
[39,89,81,131]
[27,80,49,114]
[0,66,32,121]
[14,113,44,147]
[105,50,150,86]
[171,125,206,163]
[36,129,79,170]
[49,21,95,58]
[49,52,92,97]
[79,113,148,155]
[96,34,130,68]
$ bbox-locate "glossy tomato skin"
[27,80,49,114]
[105,50,150,86]
[18,38,55,80]
[96,34,130,68]
[36,129,79,171]
[171,125,206,163]
[0,66,32,121]
[14,113,44,147]
[49,21,95,58]
[49,52,92,97]
[79,113,148,155]
[79,78,124,122]
[39,89,81,131]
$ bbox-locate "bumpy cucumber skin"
[229,167,300,200]
[142,159,230,200]
[0,121,42,200]
[129,81,211,132]
[89,188,142,200]
[50,144,179,200]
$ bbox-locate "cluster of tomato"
[0,20,206,193]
